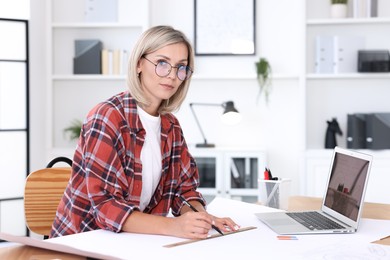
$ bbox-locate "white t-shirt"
[137,106,162,211]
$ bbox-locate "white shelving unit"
[46,0,149,161]
[303,0,390,204]
[190,147,267,204]
[305,1,390,150]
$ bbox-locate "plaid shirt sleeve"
[80,103,138,232]
[51,93,142,237]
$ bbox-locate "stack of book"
[101,49,128,75]
[352,0,378,18]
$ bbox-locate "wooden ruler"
[163,226,257,248]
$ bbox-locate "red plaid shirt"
[50,91,205,237]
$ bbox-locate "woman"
[50,25,239,239]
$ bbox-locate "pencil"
[179,196,224,236]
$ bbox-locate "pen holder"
[258,178,291,210]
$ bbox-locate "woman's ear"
[137,59,143,74]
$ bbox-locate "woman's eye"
[178,65,188,71]
[157,60,169,66]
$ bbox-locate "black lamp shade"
[223,101,239,114]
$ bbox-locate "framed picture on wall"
[194,0,256,56]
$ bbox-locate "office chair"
[24,157,72,239]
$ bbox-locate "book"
[120,50,128,75]
[101,49,109,75]
[112,49,121,75]
[353,0,377,18]
[347,113,367,149]
[366,0,378,17]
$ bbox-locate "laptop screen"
[324,151,370,221]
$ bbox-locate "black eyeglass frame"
[142,56,193,81]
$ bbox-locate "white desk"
[46,198,390,259]
[1,197,390,259]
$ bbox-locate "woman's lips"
[160,83,174,90]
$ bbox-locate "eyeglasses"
[143,56,193,81]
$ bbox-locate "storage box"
[258,179,291,210]
[73,39,102,74]
[358,50,390,72]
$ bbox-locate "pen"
[179,196,224,236]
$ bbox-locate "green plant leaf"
[255,58,272,104]
[331,0,347,4]
[64,119,82,141]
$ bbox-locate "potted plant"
[255,57,272,104]
[330,0,348,18]
[64,119,82,141]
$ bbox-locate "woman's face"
[138,42,189,112]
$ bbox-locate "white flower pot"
[330,4,347,18]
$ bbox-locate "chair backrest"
[24,158,72,237]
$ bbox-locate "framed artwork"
[194,0,256,56]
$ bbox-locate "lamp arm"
[189,103,221,145]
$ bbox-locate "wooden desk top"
[1,196,389,258]
[288,196,390,246]
[288,196,390,220]
[0,244,86,260]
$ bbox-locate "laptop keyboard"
[286,211,345,230]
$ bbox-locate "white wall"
[0,0,30,19]
[29,0,48,172]
[150,0,305,194]
[27,0,306,194]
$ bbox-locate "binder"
[333,36,365,73]
[365,113,390,150]
[347,113,367,149]
[84,0,118,22]
[315,36,334,74]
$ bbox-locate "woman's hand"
[211,215,240,233]
[170,211,214,239]
[170,211,240,239]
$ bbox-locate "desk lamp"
[189,101,242,148]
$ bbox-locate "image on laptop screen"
[324,152,370,222]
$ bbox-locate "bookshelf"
[46,0,149,160]
[305,0,390,149]
[303,0,390,204]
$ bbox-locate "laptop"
[255,146,373,235]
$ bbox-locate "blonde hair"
[127,25,194,114]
